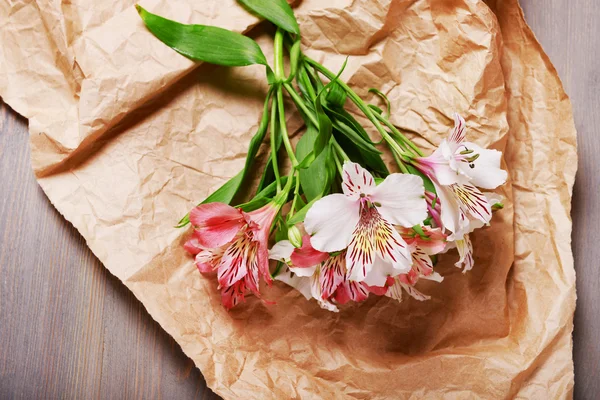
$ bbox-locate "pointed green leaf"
[137,5,267,67]
[326,82,347,107]
[237,0,300,34]
[368,88,391,118]
[296,124,330,201]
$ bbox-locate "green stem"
[305,57,412,162]
[332,146,344,176]
[332,140,350,161]
[276,86,299,167]
[283,82,318,126]
[373,112,424,157]
[274,29,285,81]
[270,96,282,192]
[288,171,301,218]
[392,150,409,174]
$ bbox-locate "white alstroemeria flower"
[269,238,381,312]
[304,161,427,284]
[446,193,504,272]
[415,114,508,238]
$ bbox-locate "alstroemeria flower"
[184,202,278,309]
[384,250,444,303]
[414,114,508,239]
[399,226,447,256]
[269,238,384,312]
[415,114,507,188]
[449,192,504,272]
[304,161,427,284]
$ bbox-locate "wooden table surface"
[0,1,598,398]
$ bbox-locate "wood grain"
[0,1,597,398]
[0,105,219,398]
[519,1,600,398]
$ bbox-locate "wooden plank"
[0,101,219,398]
[519,0,600,398]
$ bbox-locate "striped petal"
[448,113,466,145]
[195,247,223,273]
[455,235,475,272]
[318,252,345,299]
[221,280,247,310]
[435,182,471,236]
[346,202,412,282]
[451,184,492,224]
[341,161,376,199]
[218,234,257,290]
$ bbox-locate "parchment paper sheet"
[0,0,577,398]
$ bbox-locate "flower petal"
[401,282,431,301]
[218,236,253,289]
[184,236,203,255]
[411,246,434,277]
[190,203,245,248]
[290,235,329,268]
[422,271,444,282]
[448,113,466,145]
[289,265,318,277]
[451,184,492,224]
[371,173,428,227]
[459,143,508,189]
[311,273,340,312]
[275,268,313,300]
[435,182,470,236]
[341,161,376,198]
[195,248,222,273]
[400,226,447,255]
[335,280,370,304]
[346,204,412,281]
[318,253,346,299]
[221,280,247,310]
[363,257,398,287]
[268,240,294,262]
[305,194,360,253]
[455,235,475,273]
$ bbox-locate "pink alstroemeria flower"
[413,114,507,239]
[304,161,427,284]
[269,237,384,312]
[184,202,279,309]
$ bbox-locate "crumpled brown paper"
[0,0,577,398]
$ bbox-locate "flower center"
[458,145,480,169]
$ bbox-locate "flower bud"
[288,225,303,248]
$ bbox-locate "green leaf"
[326,107,381,154]
[296,124,330,201]
[238,176,288,212]
[136,5,268,67]
[326,82,347,107]
[368,88,391,118]
[237,0,300,34]
[368,104,383,115]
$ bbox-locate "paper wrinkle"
[0,0,576,398]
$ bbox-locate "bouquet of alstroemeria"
[136,1,507,311]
